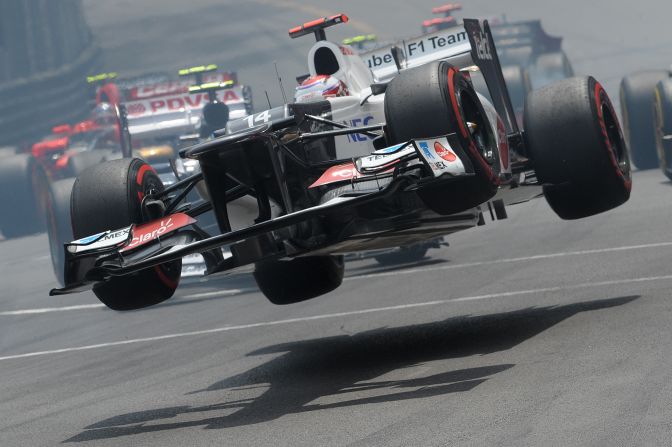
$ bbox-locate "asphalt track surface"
[3,0,672,445]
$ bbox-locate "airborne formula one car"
[51,16,631,311]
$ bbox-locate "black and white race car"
[620,68,672,178]
[50,15,631,311]
[417,4,574,126]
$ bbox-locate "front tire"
[46,178,75,286]
[0,154,44,239]
[525,76,631,219]
[254,256,344,305]
[528,51,574,89]
[71,158,181,310]
[620,70,670,169]
[384,61,499,215]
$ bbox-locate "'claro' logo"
[121,213,196,252]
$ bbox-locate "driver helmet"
[294,75,349,103]
[92,102,117,127]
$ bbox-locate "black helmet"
[202,101,230,130]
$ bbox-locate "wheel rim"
[458,88,497,165]
[601,102,628,175]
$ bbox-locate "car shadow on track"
[65,295,638,443]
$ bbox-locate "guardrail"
[0,42,101,147]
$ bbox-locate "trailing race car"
[51,15,630,312]
[342,34,378,52]
[45,70,238,285]
[418,4,573,125]
[620,69,672,174]
[421,3,463,34]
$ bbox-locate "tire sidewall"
[654,79,672,180]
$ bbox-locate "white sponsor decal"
[68,227,131,254]
[362,27,471,80]
[357,144,416,172]
[472,30,494,60]
[415,138,466,177]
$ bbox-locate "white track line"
[0,289,248,317]
[1,273,671,362]
[3,241,671,317]
[0,304,104,316]
[345,241,672,281]
[182,289,249,300]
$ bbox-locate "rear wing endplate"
[463,18,519,135]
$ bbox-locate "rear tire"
[528,51,574,89]
[384,61,499,215]
[64,151,111,178]
[654,78,672,181]
[0,154,44,238]
[71,158,181,310]
[254,256,344,305]
[501,65,532,127]
[46,178,75,286]
[525,76,631,219]
[620,70,670,169]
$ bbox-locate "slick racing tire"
[71,158,181,310]
[501,65,532,127]
[525,76,632,220]
[384,61,499,215]
[46,178,75,286]
[374,244,429,266]
[0,154,44,239]
[654,78,672,181]
[620,70,670,169]
[498,47,533,67]
[254,255,344,305]
[527,51,574,89]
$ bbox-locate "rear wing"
[122,72,238,101]
[463,19,519,136]
[123,84,250,140]
[490,20,562,54]
[360,19,518,137]
[86,72,118,84]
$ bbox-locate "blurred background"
[1,0,672,149]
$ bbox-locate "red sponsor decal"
[434,141,457,162]
[139,90,241,114]
[127,103,146,116]
[340,45,355,55]
[129,73,234,100]
[309,163,360,188]
[120,212,196,252]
